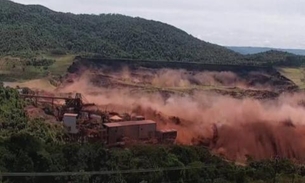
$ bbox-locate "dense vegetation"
[2,139,305,183]
[227,46,305,56]
[0,85,63,141]
[244,50,305,67]
[0,0,242,63]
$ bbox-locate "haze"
[13,0,305,49]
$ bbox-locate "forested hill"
[227,46,305,56]
[0,0,241,63]
[244,50,305,66]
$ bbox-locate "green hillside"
[244,50,305,66]
[0,0,242,63]
[227,46,305,56]
[0,0,304,84]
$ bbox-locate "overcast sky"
[13,0,305,49]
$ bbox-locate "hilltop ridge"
[0,0,241,63]
[228,46,305,56]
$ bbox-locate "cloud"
[12,0,305,49]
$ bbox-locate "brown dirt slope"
[62,57,298,99]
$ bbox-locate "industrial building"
[19,90,177,145]
[62,113,177,145]
[103,120,157,144]
[156,129,177,143]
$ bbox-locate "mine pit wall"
[67,57,297,90]
[69,56,277,73]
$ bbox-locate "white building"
[103,120,157,144]
[63,113,78,134]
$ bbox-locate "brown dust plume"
[56,69,305,163]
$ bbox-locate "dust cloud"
[57,70,305,163]
[94,66,271,89]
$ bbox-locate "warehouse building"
[156,129,177,143]
[103,120,157,144]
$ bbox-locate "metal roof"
[104,120,156,128]
[64,113,78,117]
[110,115,123,120]
[157,129,177,132]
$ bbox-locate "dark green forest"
[244,50,305,67]
[0,86,304,183]
[0,0,241,63]
[1,0,305,66]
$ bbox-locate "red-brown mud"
[56,70,305,163]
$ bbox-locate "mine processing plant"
[19,89,177,146]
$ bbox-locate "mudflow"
[54,66,305,163]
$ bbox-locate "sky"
[13,0,305,49]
